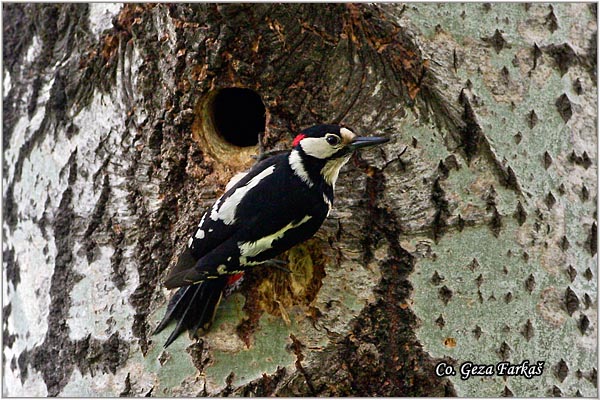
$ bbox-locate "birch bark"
[2,3,596,396]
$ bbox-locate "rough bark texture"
[2,3,597,397]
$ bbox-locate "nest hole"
[210,88,265,147]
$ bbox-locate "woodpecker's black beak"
[349,136,389,151]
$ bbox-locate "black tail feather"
[162,284,205,348]
[190,285,224,335]
[154,277,228,348]
[153,286,191,335]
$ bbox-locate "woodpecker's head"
[292,124,388,160]
[290,124,389,187]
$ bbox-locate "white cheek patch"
[213,165,276,225]
[300,137,338,159]
[238,215,313,264]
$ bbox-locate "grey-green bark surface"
[400,3,597,396]
[2,3,597,397]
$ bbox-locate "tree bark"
[2,3,596,397]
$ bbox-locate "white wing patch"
[195,228,205,239]
[289,149,313,187]
[213,165,276,225]
[238,215,313,264]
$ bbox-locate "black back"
[165,151,331,288]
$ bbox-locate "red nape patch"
[292,134,306,147]
[227,273,244,286]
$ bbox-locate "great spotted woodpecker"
[154,124,388,347]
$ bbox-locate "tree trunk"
[2,3,596,397]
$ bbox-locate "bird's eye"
[326,134,341,146]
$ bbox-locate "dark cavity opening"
[211,88,265,147]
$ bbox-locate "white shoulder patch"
[289,149,313,187]
[238,215,313,264]
[213,165,276,225]
[226,170,249,191]
[209,197,224,221]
